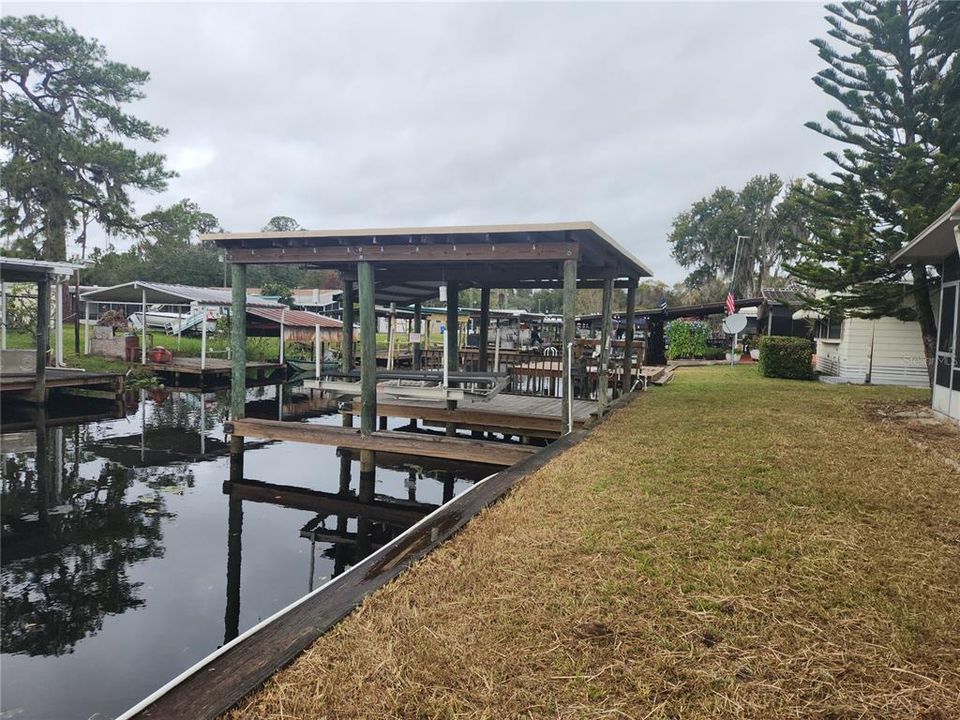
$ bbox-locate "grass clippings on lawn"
[225,366,960,720]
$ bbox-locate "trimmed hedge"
[758,336,815,380]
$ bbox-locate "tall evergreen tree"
[787,1,960,376]
[0,15,173,260]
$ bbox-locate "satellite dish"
[722,313,748,334]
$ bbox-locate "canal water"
[1,384,494,720]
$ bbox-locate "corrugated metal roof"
[760,288,804,306]
[80,281,281,307]
[1,256,84,281]
[247,307,342,328]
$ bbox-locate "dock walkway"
[356,393,597,438]
[0,367,124,399]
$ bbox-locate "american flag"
[725,289,736,315]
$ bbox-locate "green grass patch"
[227,366,960,719]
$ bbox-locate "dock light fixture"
[439,283,447,303]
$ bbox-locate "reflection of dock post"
[561,256,578,434]
[407,469,417,501]
[334,450,352,577]
[230,263,247,478]
[442,475,455,504]
[445,280,459,436]
[622,279,637,395]
[358,261,377,491]
[341,276,355,428]
[34,406,50,527]
[338,449,353,494]
[224,494,243,644]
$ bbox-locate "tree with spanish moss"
[1,15,173,260]
[668,174,804,298]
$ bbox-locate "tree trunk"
[43,196,69,262]
[910,264,938,386]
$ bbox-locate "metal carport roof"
[80,281,281,307]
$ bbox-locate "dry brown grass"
[225,366,960,719]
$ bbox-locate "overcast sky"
[7,1,839,284]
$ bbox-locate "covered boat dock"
[0,257,123,402]
[119,221,653,719]
[203,221,652,472]
[78,281,299,382]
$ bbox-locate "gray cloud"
[6,1,837,283]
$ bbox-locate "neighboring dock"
[0,367,124,400]
[148,357,285,385]
[1,257,126,403]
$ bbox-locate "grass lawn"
[3,327,444,374]
[4,327,293,374]
[225,365,960,719]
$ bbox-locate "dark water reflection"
[1,385,493,720]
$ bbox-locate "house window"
[817,317,842,339]
[936,284,956,389]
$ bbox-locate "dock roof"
[0,256,83,282]
[202,221,653,304]
[247,306,342,329]
[80,281,282,308]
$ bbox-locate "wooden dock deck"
[148,358,285,386]
[0,367,124,399]
[148,357,283,375]
[225,418,538,466]
[350,392,598,438]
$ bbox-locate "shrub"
[666,320,709,360]
[758,336,815,380]
[703,346,727,360]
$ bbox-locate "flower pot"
[750,349,761,360]
[149,346,173,364]
[725,352,741,363]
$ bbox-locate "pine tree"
[1,15,174,260]
[788,1,960,377]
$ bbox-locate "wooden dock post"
[478,286,490,372]
[561,257,577,434]
[230,263,247,476]
[598,277,613,413]
[140,285,147,366]
[1,280,6,351]
[445,280,460,436]
[341,276,355,427]
[472,288,486,442]
[412,302,423,370]
[358,261,377,479]
[31,276,50,404]
[623,279,637,394]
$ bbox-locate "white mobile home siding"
[816,316,928,386]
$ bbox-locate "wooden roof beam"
[224,241,579,265]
